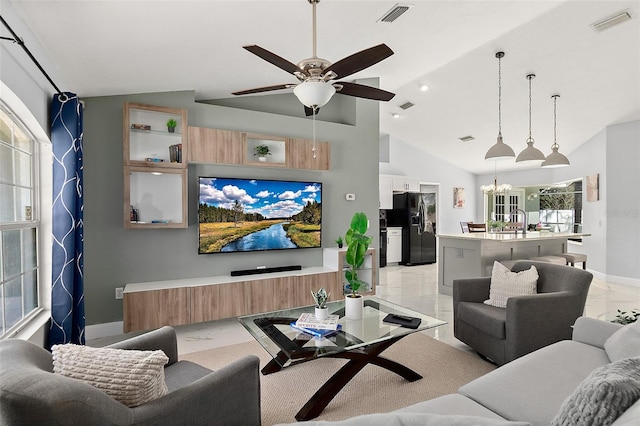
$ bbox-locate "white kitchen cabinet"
[379,176,393,209]
[387,227,403,263]
[392,176,420,192]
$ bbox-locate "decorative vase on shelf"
[315,306,329,320]
[258,156,267,162]
[345,294,364,320]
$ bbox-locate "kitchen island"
[437,231,589,295]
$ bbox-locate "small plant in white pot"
[253,144,271,162]
[344,212,373,320]
[311,287,330,320]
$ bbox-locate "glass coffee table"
[238,296,446,421]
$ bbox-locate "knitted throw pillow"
[551,356,640,426]
[52,344,169,407]
[484,261,538,308]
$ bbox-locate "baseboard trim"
[86,321,123,339]
[591,270,640,288]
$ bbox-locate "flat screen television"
[198,177,322,254]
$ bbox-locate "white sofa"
[278,316,640,426]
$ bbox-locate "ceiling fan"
[232,0,396,116]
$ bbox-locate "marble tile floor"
[89,264,640,356]
[172,264,640,356]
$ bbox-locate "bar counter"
[437,231,590,295]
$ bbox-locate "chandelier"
[481,178,513,195]
[481,161,512,194]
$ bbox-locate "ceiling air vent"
[459,136,475,142]
[591,11,632,32]
[378,4,413,23]
[399,101,415,110]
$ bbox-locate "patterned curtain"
[49,92,85,347]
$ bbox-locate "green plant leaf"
[350,212,368,234]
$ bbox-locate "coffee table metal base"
[282,334,422,421]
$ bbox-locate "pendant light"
[516,74,545,162]
[485,51,515,160]
[541,95,570,168]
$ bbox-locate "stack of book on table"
[291,313,342,338]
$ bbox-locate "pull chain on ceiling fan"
[232,0,396,116]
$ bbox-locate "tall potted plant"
[344,211,373,320]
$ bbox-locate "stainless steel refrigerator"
[389,192,436,265]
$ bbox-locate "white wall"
[380,135,477,235]
[606,121,640,282]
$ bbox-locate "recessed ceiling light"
[420,84,429,92]
[392,113,400,119]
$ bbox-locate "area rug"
[181,332,495,426]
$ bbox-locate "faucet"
[509,209,527,235]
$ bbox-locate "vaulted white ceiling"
[8,0,640,174]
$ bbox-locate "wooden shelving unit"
[187,125,330,170]
[123,103,188,229]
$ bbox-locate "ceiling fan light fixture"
[293,81,336,108]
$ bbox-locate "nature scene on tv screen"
[198,177,322,254]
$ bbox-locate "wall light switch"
[346,193,356,201]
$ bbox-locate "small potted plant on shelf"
[166,118,177,133]
[311,287,330,320]
[335,235,343,248]
[344,212,373,320]
[253,144,271,162]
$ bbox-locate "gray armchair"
[453,261,592,366]
[0,326,261,425]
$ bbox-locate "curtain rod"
[0,14,65,98]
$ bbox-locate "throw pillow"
[484,261,538,308]
[604,320,640,362]
[52,344,169,407]
[551,356,640,426]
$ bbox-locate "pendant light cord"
[497,54,502,135]
[528,76,532,140]
[552,94,559,149]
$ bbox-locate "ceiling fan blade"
[325,44,394,79]
[335,81,395,101]
[243,45,303,75]
[232,84,294,96]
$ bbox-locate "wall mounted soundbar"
[230,265,302,277]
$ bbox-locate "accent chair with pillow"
[453,260,593,365]
[0,326,261,426]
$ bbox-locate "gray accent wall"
[82,87,380,325]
